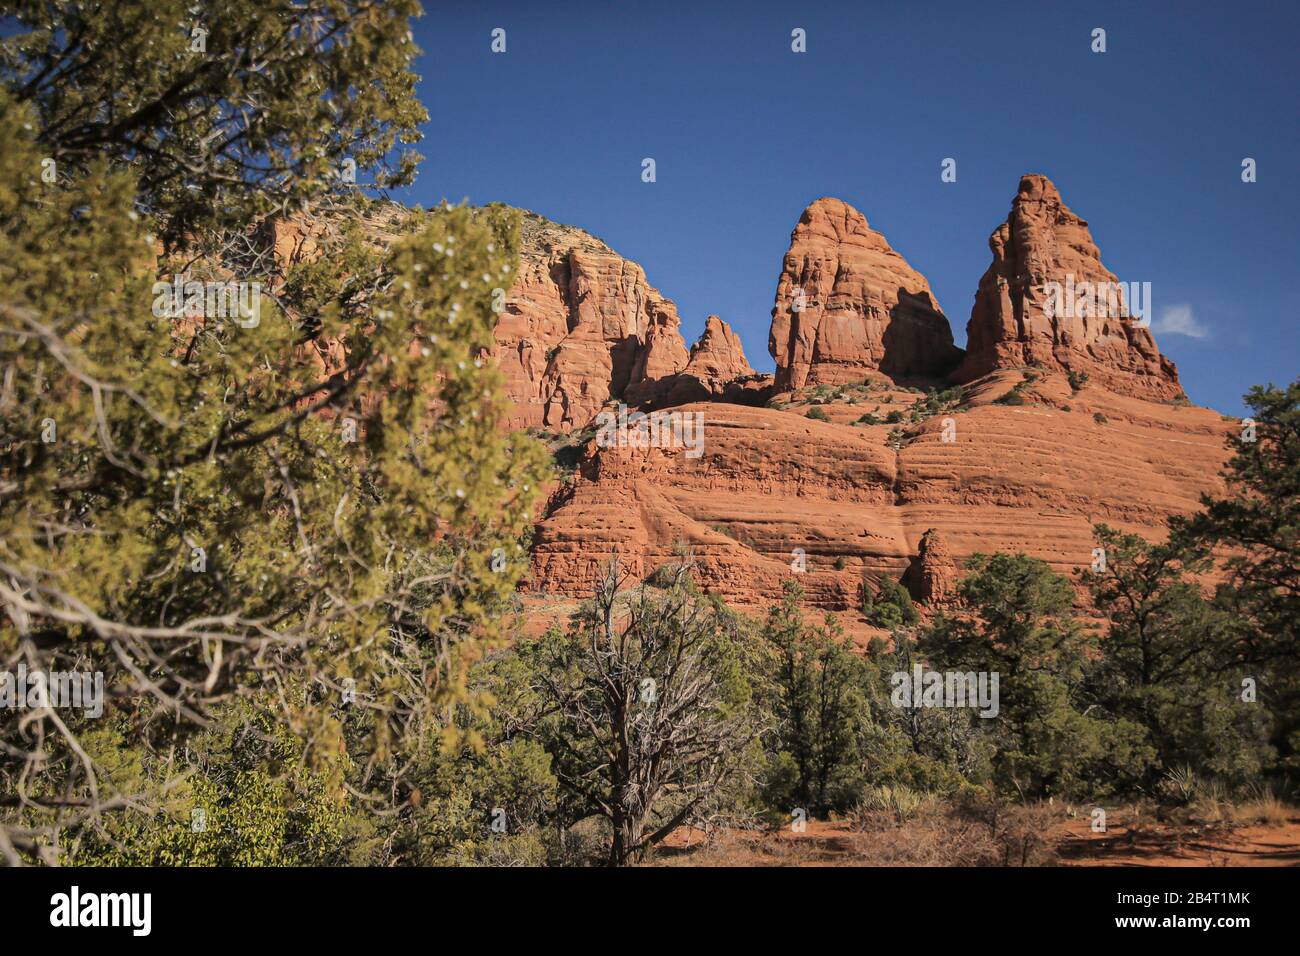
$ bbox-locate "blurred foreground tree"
[0,0,548,864]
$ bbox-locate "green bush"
[860,577,920,628]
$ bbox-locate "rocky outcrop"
[525,178,1227,620]
[904,528,957,604]
[490,213,689,432]
[630,315,760,407]
[955,174,1182,401]
[528,383,1232,616]
[685,315,755,389]
[768,197,962,392]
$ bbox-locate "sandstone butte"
[518,175,1236,640]
[769,195,962,390]
[241,181,1235,642]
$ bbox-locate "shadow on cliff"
[878,288,966,387]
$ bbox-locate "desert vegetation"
[0,2,1295,869]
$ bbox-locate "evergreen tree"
[0,2,549,862]
[1083,525,1272,785]
[920,554,1150,798]
[762,580,871,813]
[1177,380,1300,773]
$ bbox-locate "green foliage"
[761,580,871,813]
[0,3,549,859]
[909,386,965,423]
[920,554,1151,798]
[860,577,920,629]
[1178,379,1300,772]
[1067,369,1089,392]
[1,0,427,246]
[805,406,830,421]
[66,703,366,866]
[1082,525,1272,786]
[374,651,560,866]
[1093,411,1109,424]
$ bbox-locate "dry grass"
[648,790,1300,867]
[650,797,1062,867]
[1229,795,1292,826]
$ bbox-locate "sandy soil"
[1053,816,1300,867]
[650,814,1300,867]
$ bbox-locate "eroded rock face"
[528,386,1232,618]
[630,315,759,408]
[686,315,755,388]
[955,174,1182,401]
[526,180,1225,620]
[490,214,689,432]
[768,197,962,391]
[904,528,957,604]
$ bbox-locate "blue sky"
[400,0,1298,415]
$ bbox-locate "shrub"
[860,577,919,628]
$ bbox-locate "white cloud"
[1151,304,1209,339]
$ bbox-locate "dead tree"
[529,554,761,866]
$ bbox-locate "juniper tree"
[920,553,1151,798]
[1,0,427,246]
[1082,525,1271,785]
[1176,380,1300,773]
[0,0,549,863]
[762,579,871,813]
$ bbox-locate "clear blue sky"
[400,0,1298,415]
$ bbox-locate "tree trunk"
[610,813,644,867]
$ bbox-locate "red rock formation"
[630,315,759,408]
[490,213,689,432]
[528,383,1232,615]
[685,315,755,389]
[904,528,957,604]
[526,181,1226,618]
[955,174,1182,401]
[769,197,961,392]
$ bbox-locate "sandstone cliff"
[954,174,1182,401]
[527,178,1228,630]
[490,212,689,432]
[529,375,1231,626]
[628,314,764,408]
[768,197,962,391]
